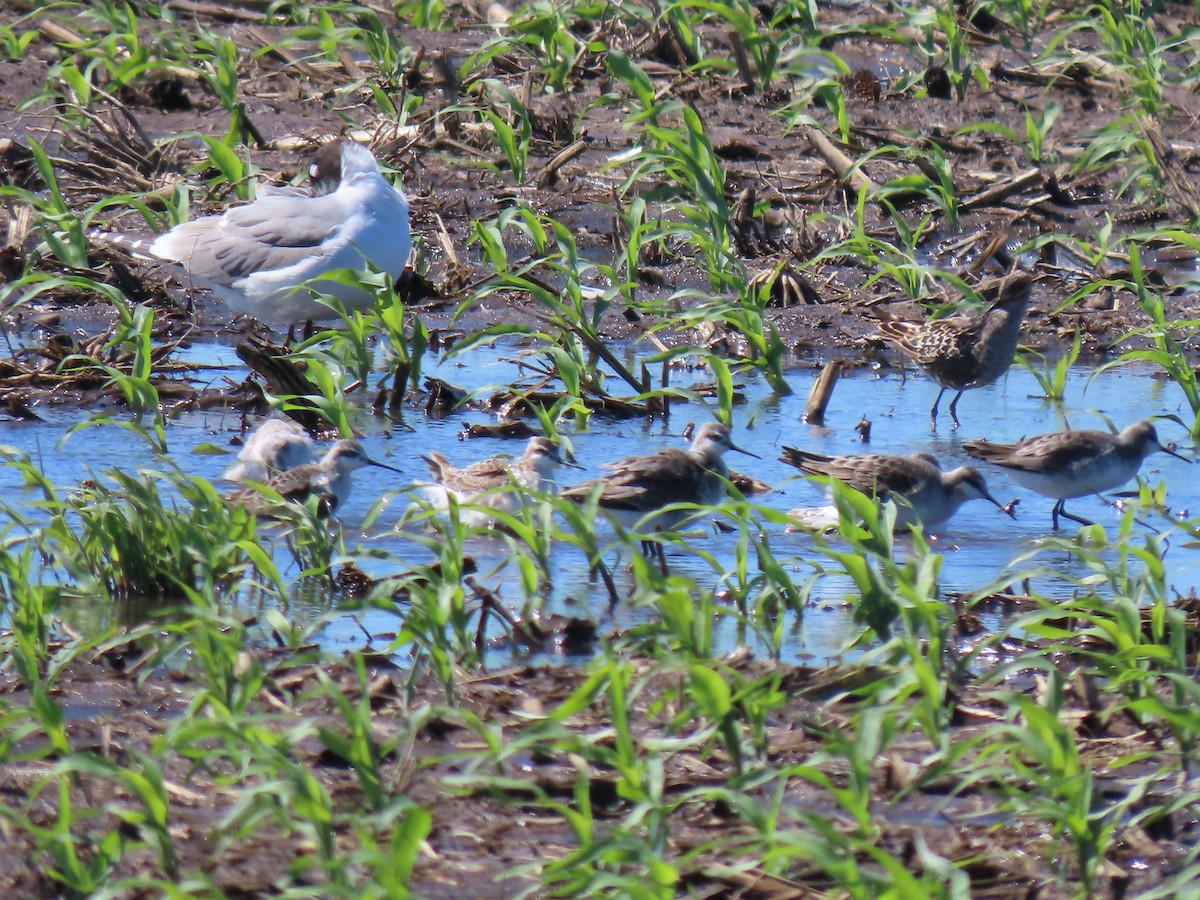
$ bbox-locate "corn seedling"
[0,140,91,268]
[608,107,739,294]
[1097,249,1200,437]
[1020,325,1080,403]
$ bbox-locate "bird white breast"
[1003,456,1139,499]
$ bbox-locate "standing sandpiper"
[561,422,758,559]
[879,271,1034,431]
[780,447,1010,530]
[963,420,1190,529]
[229,439,403,518]
[421,436,576,523]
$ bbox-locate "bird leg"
[593,558,621,613]
[929,387,947,432]
[639,537,670,576]
[947,390,964,430]
[1052,499,1094,530]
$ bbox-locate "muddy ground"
[2,638,1194,898]
[2,0,1200,896]
[2,3,1200,362]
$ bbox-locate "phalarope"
[229,438,402,518]
[964,420,1190,529]
[421,435,576,524]
[780,447,1010,530]
[223,418,315,482]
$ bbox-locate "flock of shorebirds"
[222,408,1187,549]
[95,139,1190,543]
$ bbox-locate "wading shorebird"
[421,436,577,525]
[223,418,315,482]
[879,271,1034,431]
[228,439,403,518]
[106,140,411,326]
[780,447,1011,531]
[964,420,1191,529]
[561,422,759,564]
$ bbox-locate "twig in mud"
[244,26,330,85]
[433,213,460,266]
[801,126,877,195]
[802,360,842,425]
[467,576,545,654]
[535,139,588,189]
[960,167,1048,212]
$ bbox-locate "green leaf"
[689,663,732,720]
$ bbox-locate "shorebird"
[964,420,1190,529]
[779,447,1010,530]
[561,423,759,559]
[879,271,1033,430]
[223,418,315,482]
[109,140,411,326]
[228,439,403,518]
[421,436,576,523]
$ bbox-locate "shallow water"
[7,338,1198,666]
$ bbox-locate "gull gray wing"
[150,197,345,284]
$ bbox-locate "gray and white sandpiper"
[780,447,1010,531]
[223,418,315,482]
[108,140,411,326]
[879,271,1033,431]
[229,438,403,518]
[421,436,576,524]
[964,420,1190,529]
[561,422,759,558]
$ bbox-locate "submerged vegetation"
[0,0,1199,895]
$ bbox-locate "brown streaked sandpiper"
[879,270,1034,431]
